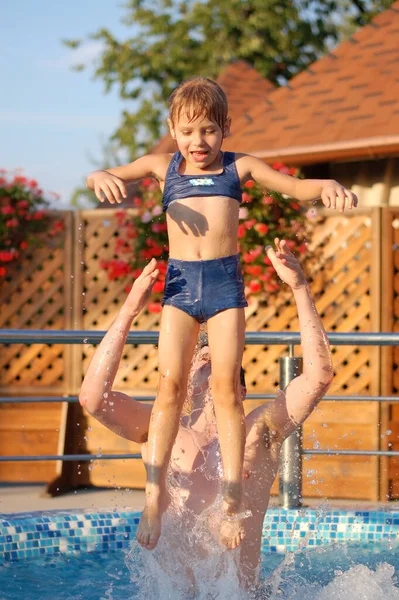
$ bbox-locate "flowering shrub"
[0,170,64,278]
[101,164,321,312]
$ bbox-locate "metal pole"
[279,354,303,509]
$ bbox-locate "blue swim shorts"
[162,254,248,323]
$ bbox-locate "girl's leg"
[207,307,246,549]
[137,305,200,549]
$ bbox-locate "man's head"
[167,77,230,169]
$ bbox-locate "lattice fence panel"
[80,210,375,396]
[80,210,161,393]
[0,214,71,393]
[243,212,374,394]
[0,213,72,482]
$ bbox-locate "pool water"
[1,541,398,599]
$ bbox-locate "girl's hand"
[265,238,307,290]
[320,180,358,212]
[87,170,127,204]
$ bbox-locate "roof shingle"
[224,1,399,163]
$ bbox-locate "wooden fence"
[0,207,398,500]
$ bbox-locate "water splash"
[123,347,399,599]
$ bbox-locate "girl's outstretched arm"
[86,154,171,204]
[79,260,159,442]
[236,153,358,211]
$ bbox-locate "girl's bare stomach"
[165,196,240,260]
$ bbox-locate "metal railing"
[1,329,399,508]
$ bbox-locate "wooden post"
[46,211,89,496]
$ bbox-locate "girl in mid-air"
[86,77,357,550]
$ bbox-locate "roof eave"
[251,136,399,165]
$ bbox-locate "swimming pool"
[1,508,399,599]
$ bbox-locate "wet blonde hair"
[168,77,229,130]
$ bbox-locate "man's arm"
[257,240,334,441]
[78,260,159,443]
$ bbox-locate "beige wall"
[331,157,399,207]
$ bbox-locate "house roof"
[223,2,399,164]
[152,61,275,154]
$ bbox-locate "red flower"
[265,282,279,293]
[263,195,274,205]
[152,280,165,293]
[151,222,168,233]
[0,266,6,276]
[19,241,28,250]
[243,247,261,263]
[32,210,47,220]
[242,192,253,204]
[272,162,290,174]
[17,200,29,210]
[49,219,64,236]
[285,240,296,251]
[5,218,18,228]
[248,280,262,293]
[254,223,269,235]
[142,178,153,188]
[13,176,27,185]
[115,210,127,225]
[245,180,255,189]
[259,272,273,282]
[237,224,246,239]
[0,250,18,262]
[297,243,307,254]
[148,302,162,313]
[106,259,131,280]
[290,202,300,211]
[245,265,262,277]
[157,261,167,274]
[244,219,256,230]
[141,249,153,260]
[1,205,15,215]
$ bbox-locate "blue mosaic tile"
[1,507,399,561]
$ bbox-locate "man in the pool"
[79,239,333,590]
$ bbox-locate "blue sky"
[0,1,132,208]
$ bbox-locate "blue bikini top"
[162,151,242,212]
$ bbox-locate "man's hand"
[320,180,358,212]
[266,238,307,290]
[124,259,160,315]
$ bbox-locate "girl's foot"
[136,487,169,550]
[219,504,251,549]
